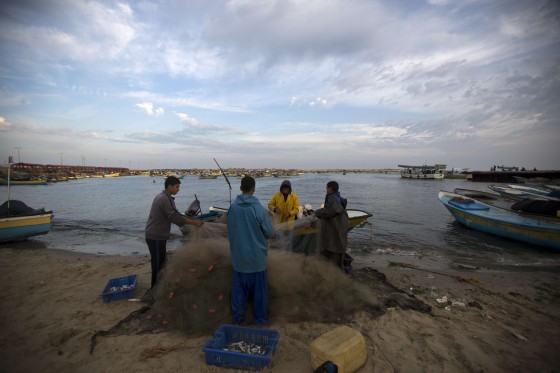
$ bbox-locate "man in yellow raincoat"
[268,180,300,250]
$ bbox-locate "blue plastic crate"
[202,324,280,370]
[101,274,137,303]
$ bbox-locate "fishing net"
[90,218,431,353]
[0,200,46,217]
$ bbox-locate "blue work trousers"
[231,270,268,324]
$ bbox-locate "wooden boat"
[506,185,560,200]
[0,178,48,185]
[488,185,559,201]
[198,173,219,179]
[454,188,504,201]
[0,207,53,242]
[194,205,372,239]
[185,204,373,255]
[164,173,185,180]
[438,191,560,250]
[454,188,560,220]
[398,164,446,179]
[0,163,53,242]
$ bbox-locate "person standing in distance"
[314,181,348,270]
[145,176,203,288]
[227,176,275,325]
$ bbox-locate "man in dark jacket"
[145,176,203,288]
[314,181,348,270]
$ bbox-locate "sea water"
[2,173,559,271]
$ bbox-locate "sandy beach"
[1,240,559,372]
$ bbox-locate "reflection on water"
[1,173,559,270]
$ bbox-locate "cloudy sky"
[0,0,559,170]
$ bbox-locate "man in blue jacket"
[227,176,275,325]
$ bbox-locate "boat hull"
[0,213,53,242]
[439,191,560,250]
[0,179,48,185]
[400,173,444,180]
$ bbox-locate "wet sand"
[0,241,559,372]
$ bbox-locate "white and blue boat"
[438,191,560,251]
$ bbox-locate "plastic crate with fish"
[202,324,280,370]
[100,274,137,303]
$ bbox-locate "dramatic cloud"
[0,0,558,169]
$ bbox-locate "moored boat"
[438,191,560,250]
[182,202,372,255]
[0,200,53,242]
[506,185,560,200]
[488,185,559,201]
[454,188,560,220]
[198,173,219,179]
[0,178,48,186]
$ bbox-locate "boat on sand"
[438,191,560,250]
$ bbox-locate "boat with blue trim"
[438,191,560,250]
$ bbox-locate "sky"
[0,0,559,171]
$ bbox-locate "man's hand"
[284,212,290,219]
[273,207,280,213]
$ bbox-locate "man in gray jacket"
[314,181,348,270]
[145,176,203,288]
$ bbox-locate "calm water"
[2,173,559,271]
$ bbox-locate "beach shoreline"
[1,242,559,372]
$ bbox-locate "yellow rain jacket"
[268,180,300,224]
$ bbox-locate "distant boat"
[164,173,185,180]
[103,173,120,177]
[0,178,48,186]
[398,164,446,179]
[199,173,218,179]
[438,191,560,250]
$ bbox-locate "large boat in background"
[398,164,446,179]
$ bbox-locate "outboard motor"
[186,195,202,217]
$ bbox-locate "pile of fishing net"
[90,222,431,353]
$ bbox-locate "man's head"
[240,176,256,194]
[280,180,291,194]
[326,181,339,193]
[165,176,181,195]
